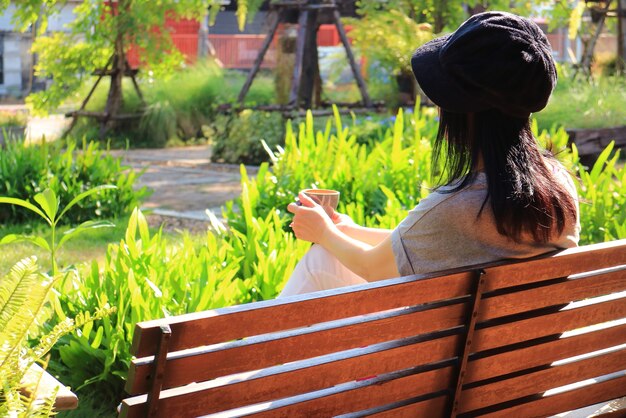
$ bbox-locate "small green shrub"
[224,105,440,231]
[210,110,286,165]
[576,141,626,244]
[0,139,149,226]
[0,186,116,275]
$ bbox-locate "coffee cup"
[300,189,340,217]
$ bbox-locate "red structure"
[127,17,348,69]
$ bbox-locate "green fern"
[0,257,53,371]
[0,257,115,417]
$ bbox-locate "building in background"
[0,1,80,99]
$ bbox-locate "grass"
[0,220,128,277]
[0,215,208,277]
[534,74,626,131]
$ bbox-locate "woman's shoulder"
[401,174,488,230]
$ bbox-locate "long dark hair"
[433,108,577,243]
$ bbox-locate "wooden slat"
[482,240,626,292]
[207,366,455,418]
[466,320,626,383]
[460,346,626,413]
[132,271,474,357]
[128,301,469,394]
[477,372,626,418]
[473,294,626,351]
[121,334,460,418]
[479,266,626,320]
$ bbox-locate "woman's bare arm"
[288,194,399,282]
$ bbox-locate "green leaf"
[58,185,117,220]
[0,234,51,252]
[34,188,59,223]
[58,220,115,248]
[590,141,614,182]
[91,326,104,349]
[0,197,50,224]
[81,319,93,341]
[137,210,150,245]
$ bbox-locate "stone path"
[108,145,256,232]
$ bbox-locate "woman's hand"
[287,193,336,244]
[330,211,355,234]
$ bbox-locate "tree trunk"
[276,25,297,105]
[100,8,126,138]
[618,0,626,73]
[100,41,125,137]
[198,11,209,58]
[433,0,447,33]
[576,1,611,79]
[298,10,321,109]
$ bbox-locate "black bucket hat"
[411,11,556,118]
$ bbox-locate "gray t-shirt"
[391,169,580,276]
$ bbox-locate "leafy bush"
[576,141,626,244]
[210,110,286,165]
[224,104,458,233]
[0,139,149,226]
[346,10,433,78]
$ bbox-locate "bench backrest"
[119,239,626,417]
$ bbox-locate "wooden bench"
[119,239,626,417]
[21,363,78,411]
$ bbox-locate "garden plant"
[0,184,120,416]
[0,139,148,226]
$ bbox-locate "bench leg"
[146,325,171,418]
[450,270,486,418]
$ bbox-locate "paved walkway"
[108,145,255,222]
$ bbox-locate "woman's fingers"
[287,202,300,214]
[298,192,317,208]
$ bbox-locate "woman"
[279,11,580,297]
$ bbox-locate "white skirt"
[278,244,368,297]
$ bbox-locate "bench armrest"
[20,363,78,411]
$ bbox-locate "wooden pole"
[297,9,319,109]
[63,55,114,137]
[288,10,309,107]
[332,9,372,107]
[124,57,146,107]
[238,11,281,104]
[576,1,611,78]
[618,0,626,73]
